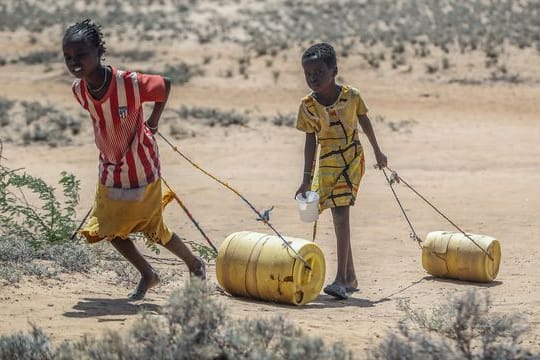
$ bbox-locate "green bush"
[0,156,99,282]
[185,240,217,263]
[0,166,80,250]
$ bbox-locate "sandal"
[323,283,348,300]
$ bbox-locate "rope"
[381,168,422,248]
[157,132,312,270]
[69,207,92,241]
[383,166,494,261]
[160,177,218,253]
[309,145,320,242]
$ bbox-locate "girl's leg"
[346,241,358,290]
[330,205,351,286]
[161,232,206,279]
[110,237,159,300]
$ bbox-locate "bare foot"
[190,257,206,281]
[128,271,160,300]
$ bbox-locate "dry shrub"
[0,326,54,360]
[271,113,296,127]
[369,289,536,360]
[176,105,249,127]
[0,280,352,359]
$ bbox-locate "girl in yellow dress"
[295,43,387,300]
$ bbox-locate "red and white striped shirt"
[72,67,166,189]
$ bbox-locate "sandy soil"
[1,40,539,356]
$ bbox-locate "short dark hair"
[301,43,337,69]
[63,19,106,57]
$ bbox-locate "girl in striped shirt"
[62,19,205,300]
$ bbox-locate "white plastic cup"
[295,191,320,223]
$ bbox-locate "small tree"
[0,166,80,250]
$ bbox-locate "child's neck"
[86,65,109,100]
[86,65,106,88]
[314,84,341,107]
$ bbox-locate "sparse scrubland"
[1,0,539,145]
[370,290,536,360]
[0,282,535,359]
[0,280,353,360]
[1,0,540,358]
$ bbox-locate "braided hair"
[63,19,106,58]
[301,43,337,69]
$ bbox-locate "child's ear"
[333,66,338,77]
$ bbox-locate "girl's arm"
[358,114,387,168]
[295,132,317,197]
[145,76,171,133]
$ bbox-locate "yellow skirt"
[313,143,365,211]
[81,179,173,244]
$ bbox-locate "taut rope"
[382,166,494,261]
[157,132,312,270]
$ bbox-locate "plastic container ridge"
[216,231,326,305]
[422,231,501,282]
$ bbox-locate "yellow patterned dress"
[296,85,367,211]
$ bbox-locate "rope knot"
[389,170,400,185]
[256,206,274,223]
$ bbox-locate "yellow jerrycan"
[422,231,501,282]
[216,231,325,305]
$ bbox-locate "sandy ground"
[1,46,540,357]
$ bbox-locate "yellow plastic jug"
[422,231,501,282]
[216,231,325,305]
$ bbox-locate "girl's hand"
[295,182,311,199]
[374,151,387,169]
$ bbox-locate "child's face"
[302,59,336,93]
[62,39,100,79]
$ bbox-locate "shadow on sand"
[218,274,501,309]
[217,278,429,310]
[422,275,503,288]
[63,298,161,319]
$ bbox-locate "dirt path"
[1,61,539,356]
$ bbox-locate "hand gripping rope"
[157,132,313,271]
[381,165,494,261]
